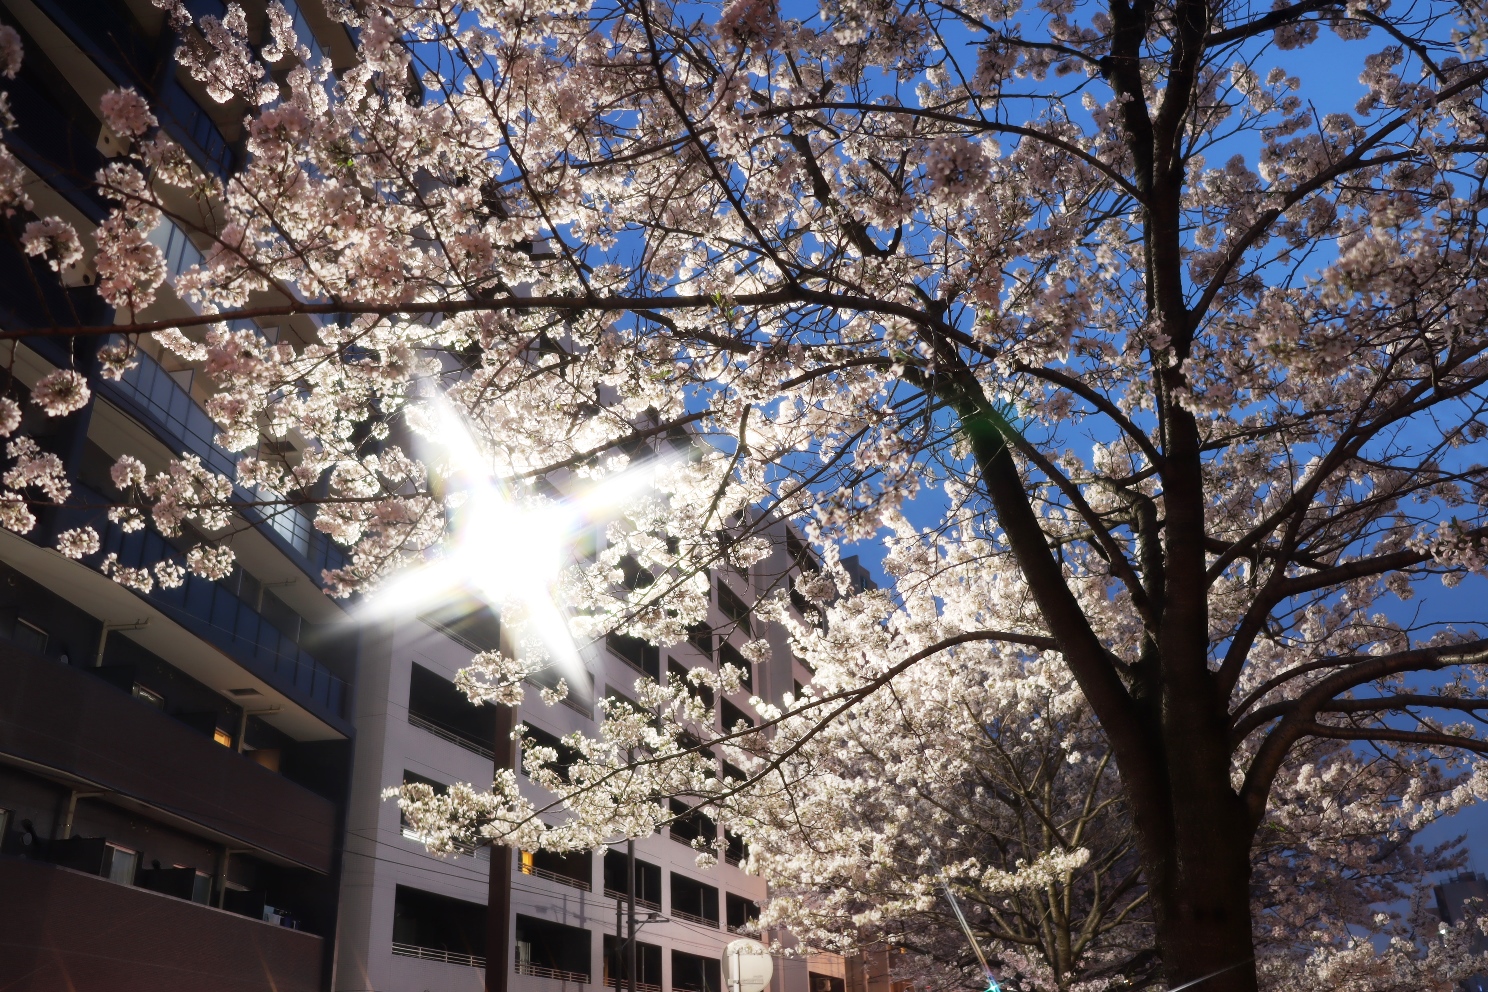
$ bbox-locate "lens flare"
[365,397,676,689]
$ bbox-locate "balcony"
[393,942,486,968]
[54,492,350,726]
[519,963,590,983]
[0,643,337,871]
[97,343,348,581]
[519,849,592,892]
[602,888,662,912]
[0,857,322,992]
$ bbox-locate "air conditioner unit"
[96,124,129,158]
[60,256,96,289]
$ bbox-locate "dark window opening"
[602,849,663,908]
[720,699,754,731]
[716,582,752,636]
[673,950,723,992]
[724,830,748,867]
[726,893,760,931]
[669,658,714,709]
[607,632,660,680]
[721,762,747,784]
[421,598,502,653]
[604,936,662,991]
[393,885,486,960]
[408,663,494,758]
[520,849,592,890]
[718,642,753,693]
[687,623,713,658]
[669,799,717,847]
[618,554,655,590]
[516,914,592,981]
[811,974,847,992]
[399,770,446,830]
[523,724,580,782]
[786,531,820,572]
[670,875,720,928]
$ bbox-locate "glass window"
[192,871,212,904]
[106,844,138,885]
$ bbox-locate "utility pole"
[627,838,638,992]
[486,703,516,992]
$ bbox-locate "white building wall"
[335,562,790,992]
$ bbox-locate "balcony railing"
[100,340,347,578]
[672,909,718,929]
[724,851,745,868]
[602,889,662,912]
[518,962,590,983]
[392,942,486,968]
[408,712,495,760]
[66,490,349,722]
[520,862,592,892]
[401,827,491,862]
[605,979,662,992]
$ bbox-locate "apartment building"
[0,2,361,991]
[333,495,824,992]
[0,4,889,992]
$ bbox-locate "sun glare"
[365,398,675,688]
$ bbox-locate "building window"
[407,662,494,758]
[421,598,502,653]
[720,699,754,732]
[669,658,713,709]
[515,914,592,983]
[723,830,748,868]
[716,582,752,636]
[192,871,212,904]
[673,949,723,992]
[718,642,753,693]
[212,727,233,747]
[520,848,593,891]
[726,894,759,932]
[810,974,846,992]
[670,874,720,928]
[392,885,487,967]
[687,623,712,659]
[105,843,138,886]
[523,725,580,782]
[603,936,662,992]
[607,632,660,680]
[602,849,663,909]
[669,799,717,848]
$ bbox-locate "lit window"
[105,844,138,885]
[213,728,233,747]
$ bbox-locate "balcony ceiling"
[0,527,344,741]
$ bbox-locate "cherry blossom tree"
[3,0,1488,988]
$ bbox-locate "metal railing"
[517,962,590,983]
[672,909,719,929]
[520,861,592,892]
[401,827,491,861]
[408,712,496,760]
[602,888,662,912]
[605,979,662,992]
[392,943,486,968]
[724,851,745,868]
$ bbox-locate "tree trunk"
[1146,821,1257,992]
